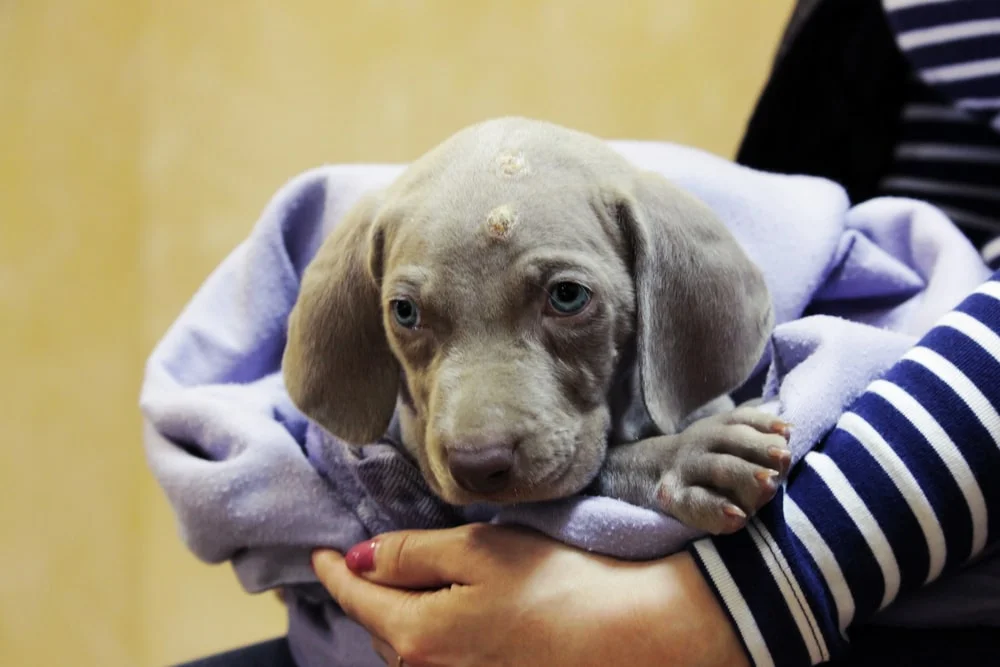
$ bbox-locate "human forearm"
[691,270,1000,666]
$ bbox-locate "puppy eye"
[390,298,420,328]
[546,281,591,316]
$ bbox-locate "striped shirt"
[876,0,1000,266]
[689,268,1000,665]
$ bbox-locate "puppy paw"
[655,407,792,535]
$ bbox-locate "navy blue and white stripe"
[877,0,1000,266]
[689,269,1000,666]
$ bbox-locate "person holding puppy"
[148,1,1000,665]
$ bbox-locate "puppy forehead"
[383,140,627,292]
[408,216,605,286]
[392,182,603,252]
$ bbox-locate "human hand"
[312,523,750,667]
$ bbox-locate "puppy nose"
[447,443,515,494]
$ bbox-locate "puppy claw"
[767,446,792,476]
[655,484,672,508]
[771,421,794,439]
[722,504,748,532]
[754,468,780,493]
[723,504,746,519]
[767,445,791,462]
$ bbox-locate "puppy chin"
[524,449,605,502]
[433,482,492,506]
[430,459,603,507]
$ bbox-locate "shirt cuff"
[688,505,841,667]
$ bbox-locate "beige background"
[1,1,794,665]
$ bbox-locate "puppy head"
[283,117,772,505]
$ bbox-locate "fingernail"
[345,539,378,573]
[723,504,746,519]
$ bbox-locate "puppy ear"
[612,171,773,433]
[282,192,399,444]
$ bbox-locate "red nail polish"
[345,540,377,573]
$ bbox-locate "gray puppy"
[283,117,791,535]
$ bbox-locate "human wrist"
[644,551,752,667]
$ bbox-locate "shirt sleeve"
[689,268,1000,666]
[881,0,1000,130]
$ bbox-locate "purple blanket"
[140,140,990,666]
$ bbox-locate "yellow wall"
[1,1,794,665]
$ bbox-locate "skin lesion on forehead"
[484,149,530,242]
[495,150,529,177]
[484,204,519,241]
